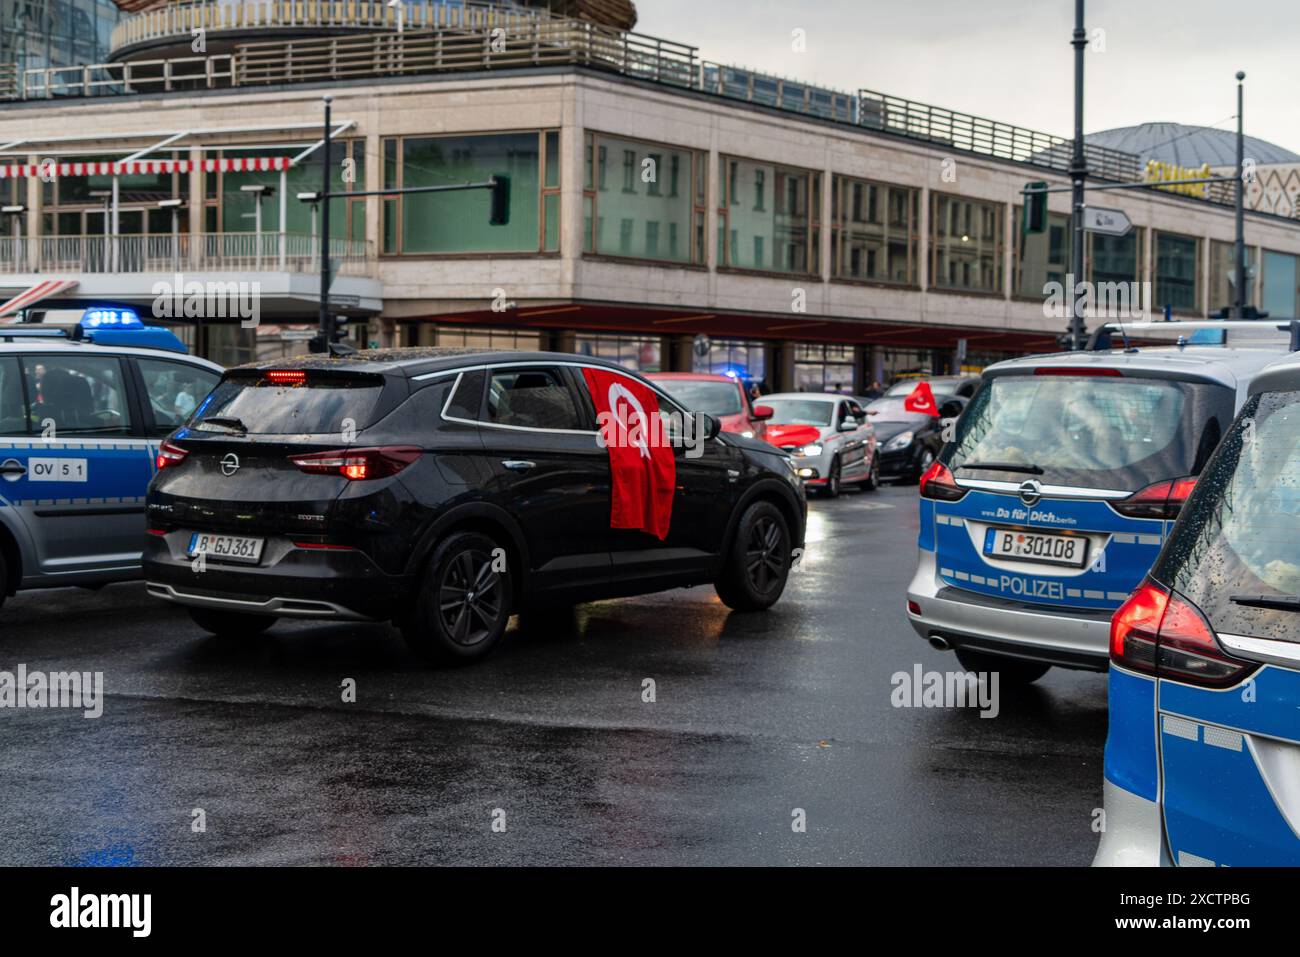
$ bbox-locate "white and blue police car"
[1097,349,1300,866]
[0,309,221,611]
[907,320,1297,685]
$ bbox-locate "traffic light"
[489,175,510,226]
[1023,182,1048,235]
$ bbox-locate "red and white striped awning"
[0,280,80,317]
[0,157,293,179]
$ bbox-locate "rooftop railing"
[0,15,1257,213]
[110,0,538,54]
[0,233,375,277]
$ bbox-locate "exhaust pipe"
[928,635,952,651]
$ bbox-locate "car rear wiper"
[1230,594,1300,612]
[955,461,1045,475]
[198,415,249,434]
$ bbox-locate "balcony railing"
[0,233,375,277]
[111,0,539,54]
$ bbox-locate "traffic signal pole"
[1068,0,1088,352]
[1234,71,1247,320]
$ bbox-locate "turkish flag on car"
[903,381,939,417]
[581,367,677,541]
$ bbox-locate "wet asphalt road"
[0,483,1108,866]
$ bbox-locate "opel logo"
[1018,479,1043,507]
[220,453,241,476]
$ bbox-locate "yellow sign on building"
[1144,159,1212,198]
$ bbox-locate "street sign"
[1082,206,1132,237]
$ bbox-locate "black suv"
[143,349,806,662]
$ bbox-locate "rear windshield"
[190,372,386,435]
[944,373,1234,490]
[1154,391,1300,643]
[868,398,932,424]
[658,380,744,417]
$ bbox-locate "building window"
[1087,229,1145,289]
[221,141,365,242]
[583,132,706,265]
[717,157,818,275]
[1155,231,1201,314]
[575,333,662,373]
[1013,208,1071,299]
[832,176,919,285]
[692,339,768,386]
[380,131,554,255]
[793,343,855,393]
[1209,240,1258,315]
[1261,250,1300,321]
[930,193,1004,294]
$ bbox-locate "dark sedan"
[867,395,966,482]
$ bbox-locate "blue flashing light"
[80,307,143,330]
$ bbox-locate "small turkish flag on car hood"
[582,367,676,541]
[903,381,939,416]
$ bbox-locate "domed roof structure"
[1087,122,1300,168]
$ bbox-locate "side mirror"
[752,404,774,421]
[702,413,722,440]
[838,418,858,432]
[939,400,964,419]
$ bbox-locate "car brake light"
[265,370,307,385]
[1034,367,1124,377]
[919,461,968,502]
[156,439,189,469]
[1110,579,1256,687]
[1110,476,1196,520]
[289,446,421,480]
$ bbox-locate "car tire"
[954,646,1051,685]
[401,531,512,664]
[715,500,791,612]
[187,607,276,638]
[858,454,880,492]
[824,456,842,498]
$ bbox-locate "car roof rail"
[1086,319,1300,352]
[0,326,69,342]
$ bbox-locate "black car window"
[1153,391,1300,644]
[0,357,24,436]
[136,358,220,436]
[21,355,132,436]
[485,368,583,431]
[445,369,486,420]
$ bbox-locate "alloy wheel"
[744,516,786,594]
[438,548,504,646]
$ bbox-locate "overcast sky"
[636,0,1300,154]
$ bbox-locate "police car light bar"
[1088,319,1300,352]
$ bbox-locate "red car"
[645,373,772,441]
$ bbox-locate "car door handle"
[502,460,536,472]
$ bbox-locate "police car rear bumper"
[906,549,1113,671]
[1092,778,1167,867]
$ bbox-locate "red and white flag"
[903,381,939,416]
[581,368,676,541]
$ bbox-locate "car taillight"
[1034,367,1124,377]
[289,446,421,481]
[1110,476,1196,520]
[265,370,307,385]
[156,439,189,470]
[1110,578,1256,687]
[919,461,968,501]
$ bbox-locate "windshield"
[1154,390,1300,643]
[868,398,933,424]
[944,373,1234,489]
[658,380,744,417]
[761,399,834,427]
[191,373,386,435]
[886,379,958,398]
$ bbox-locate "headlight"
[797,444,824,457]
[884,431,914,452]
[740,430,755,439]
